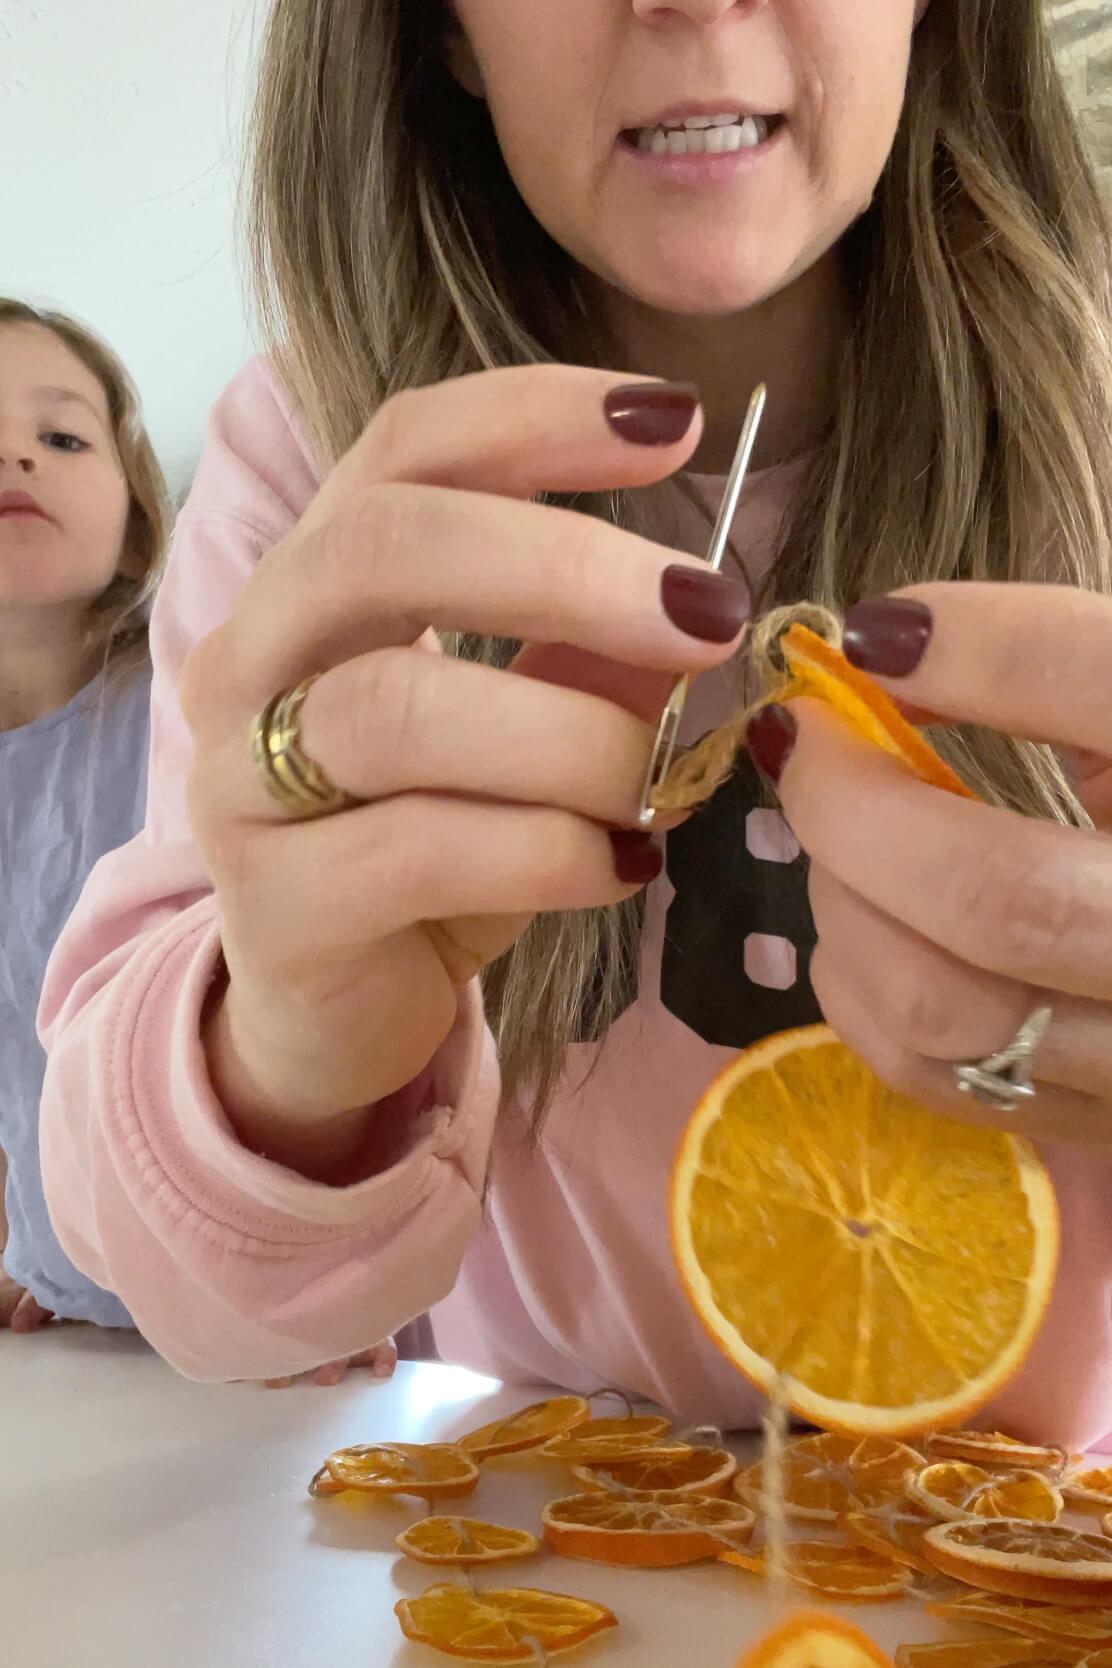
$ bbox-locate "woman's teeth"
[634,114,771,155]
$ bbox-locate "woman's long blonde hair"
[0,299,171,687]
[250,0,1112,1116]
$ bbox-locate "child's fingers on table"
[809,863,1112,1100]
[198,648,655,830]
[848,582,1112,754]
[185,484,746,725]
[776,697,1112,1001]
[812,941,1110,1147]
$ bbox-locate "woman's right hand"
[180,367,748,1176]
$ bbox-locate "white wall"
[2,0,264,495]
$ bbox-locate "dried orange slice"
[1065,1468,1112,1516]
[1079,1655,1112,1666]
[923,1520,1112,1604]
[538,1415,687,1464]
[929,1591,1112,1647]
[775,624,977,798]
[894,1645,1074,1667]
[307,1462,347,1498]
[396,1517,540,1566]
[394,1583,617,1662]
[457,1397,590,1460]
[925,1433,1068,1475]
[542,1490,754,1567]
[842,1503,938,1575]
[736,1610,895,1666]
[722,1538,912,1602]
[671,1025,1059,1437]
[735,1432,923,1521]
[908,1462,1062,1523]
[323,1442,479,1499]
[571,1444,737,1497]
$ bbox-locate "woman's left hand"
[748,582,1112,1149]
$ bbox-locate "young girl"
[0,299,167,1331]
[35,1,1112,1444]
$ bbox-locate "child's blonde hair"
[247,0,1112,1116]
[0,299,171,685]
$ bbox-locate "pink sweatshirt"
[38,358,1112,1448]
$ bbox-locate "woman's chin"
[605,258,794,323]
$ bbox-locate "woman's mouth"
[621,112,783,157]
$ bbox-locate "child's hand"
[0,1270,53,1332]
[262,1338,399,1389]
[752,583,1112,1150]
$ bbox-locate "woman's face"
[450,0,923,318]
[0,324,130,611]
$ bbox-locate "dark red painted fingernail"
[603,381,699,445]
[842,597,933,677]
[661,564,749,643]
[746,703,797,786]
[609,829,664,886]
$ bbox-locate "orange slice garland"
[923,1520,1112,1605]
[541,1490,755,1567]
[323,1442,480,1500]
[841,1504,939,1576]
[774,624,976,799]
[907,1461,1063,1524]
[394,1583,618,1662]
[571,1444,737,1497]
[395,1516,541,1566]
[735,1433,924,1521]
[671,1023,1059,1438]
[928,1591,1112,1647]
[734,1609,896,1666]
[721,1538,913,1602]
[458,1397,591,1460]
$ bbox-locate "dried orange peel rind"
[571,1444,737,1497]
[924,1433,1069,1475]
[395,1516,541,1566]
[323,1441,480,1499]
[773,624,977,799]
[458,1397,591,1460]
[841,1504,938,1576]
[538,1414,686,1463]
[394,1583,618,1662]
[894,1644,1077,1667]
[671,1024,1059,1437]
[542,1489,755,1567]
[734,1609,896,1666]
[928,1590,1112,1646]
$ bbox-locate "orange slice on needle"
[395,1517,540,1566]
[571,1444,737,1497]
[394,1583,617,1662]
[735,1432,923,1521]
[542,1490,755,1567]
[841,1503,938,1575]
[774,624,977,798]
[721,1538,912,1602]
[925,1433,1068,1475]
[538,1415,686,1464]
[907,1461,1062,1524]
[923,1520,1112,1604]
[928,1592,1112,1648]
[323,1442,480,1500]
[894,1645,1077,1667]
[457,1397,591,1460]
[734,1609,895,1666]
[671,1024,1058,1437]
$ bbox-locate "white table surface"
[0,1329,953,1666]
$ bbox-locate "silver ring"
[953,1004,1052,1113]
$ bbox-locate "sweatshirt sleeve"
[37,357,501,1381]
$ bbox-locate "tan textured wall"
[1049,0,1112,176]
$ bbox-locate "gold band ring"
[250,674,360,820]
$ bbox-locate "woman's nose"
[631,0,767,23]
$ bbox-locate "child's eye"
[42,431,90,453]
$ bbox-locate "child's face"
[0,324,130,612]
[449,0,923,318]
